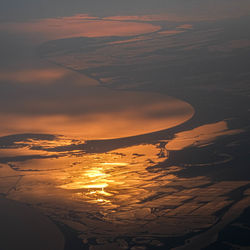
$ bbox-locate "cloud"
[1,0,250,23]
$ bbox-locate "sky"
[1,0,250,22]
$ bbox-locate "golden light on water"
[85,169,106,177]
[100,163,128,166]
[0,63,194,139]
[166,121,243,150]
[3,121,239,208]
[0,92,194,139]
[52,144,170,206]
[59,167,110,191]
[0,8,249,250]
[1,119,240,209]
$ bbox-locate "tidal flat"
[0,9,250,250]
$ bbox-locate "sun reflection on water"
[2,121,239,210]
[53,144,169,206]
[2,128,247,245]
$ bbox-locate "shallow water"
[0,12,250,250]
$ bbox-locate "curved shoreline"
[0,64,195,140]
